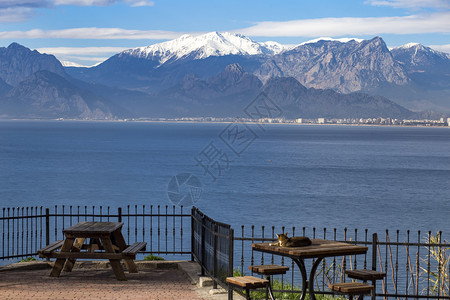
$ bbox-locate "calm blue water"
[0,120,449,235]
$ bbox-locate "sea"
[0,120,449,237]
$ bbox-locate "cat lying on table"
[269,233,312,247]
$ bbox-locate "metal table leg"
[292,258,308,300]
[292,257,324,300]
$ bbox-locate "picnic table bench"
[38,221,146,280]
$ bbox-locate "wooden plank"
[226,276,268,288]
[38,240,64,257]
[43,252,124,259]
[63,222,124,235]
[346,269,386,281]
[63,238,85,272]
[249,264,289,275]
[329,282,374,294]
[111,230,139,273]
[102,236,127,281]
[50,238,74,277]
[122,242,147,255]
[252,240,368,258]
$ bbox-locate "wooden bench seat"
[329,282,374,294]
[122,242,147,258]
[38,240,64,258]
[329,282,374,300]
[345,269,386,281]
[226,276,269,300]
[249,264,289,275]
[248,264,288,299]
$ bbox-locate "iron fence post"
[118,207,122,222]
[45,208,50,246]
[191,207,195,262]
[213,223,218,289]
[201,214,206,276]
[372,232,377,300]
[228,228,234,300]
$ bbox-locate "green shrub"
[18,257,37,262]
[143,254,165,261]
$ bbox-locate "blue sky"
[0,0,449,66]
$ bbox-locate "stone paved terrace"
[0,260,244,300]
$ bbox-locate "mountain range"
[1,32,449,120]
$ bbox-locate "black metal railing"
[235,225,450,299]
[0,205,191,265]
[191,207,234,297]
[2,206,449,299]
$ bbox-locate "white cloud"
[0,27,184,39]
[238,12,450,37]
[0,7,35,22]
[53,0,115,5]
[0,0,50,8]
[126,0,154,7]
[365,0,450,9]
[428,44,450,54]
[52,0,154,6]
[0,0,154,23]
[36,46,129,55]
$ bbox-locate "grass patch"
[143,254,165,261]
[18,257,37,263]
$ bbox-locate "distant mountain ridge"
[123,32,286,66]
[118,62,414,119]
[66,33,450,112]
[1,33,449,120]
[255,37,409,93]
[0,43,66,86]
[0,44,123,119]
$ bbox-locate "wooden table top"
[253,239,368,259]
[63,221,124,235]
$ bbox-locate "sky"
[0,0,449,66]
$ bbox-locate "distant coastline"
[1,117,449,128]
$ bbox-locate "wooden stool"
[329,282,374,300]
[345,269,386,300]
[249,265,289,300]
[345,269,386,281]
[226,276,269,300]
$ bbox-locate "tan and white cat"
[269,233,312,247]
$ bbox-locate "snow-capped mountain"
[61,60,85,67]
[120,31,286,65]
[391,43,450,71]
[390,42,450,97]
[63,34,450,113]
[300,37,364,45]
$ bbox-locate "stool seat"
[329,282,374,295]
[226,276,269,289]
[346,269,386,281]
[249,264,289,275]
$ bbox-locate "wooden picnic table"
[38,221,146,281]
[253,239,368,300]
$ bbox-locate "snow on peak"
[60,60,85,67]
[300,37,364,45]
[393,43,450,59]
[398,42,421,49]
[122,32,287,65]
